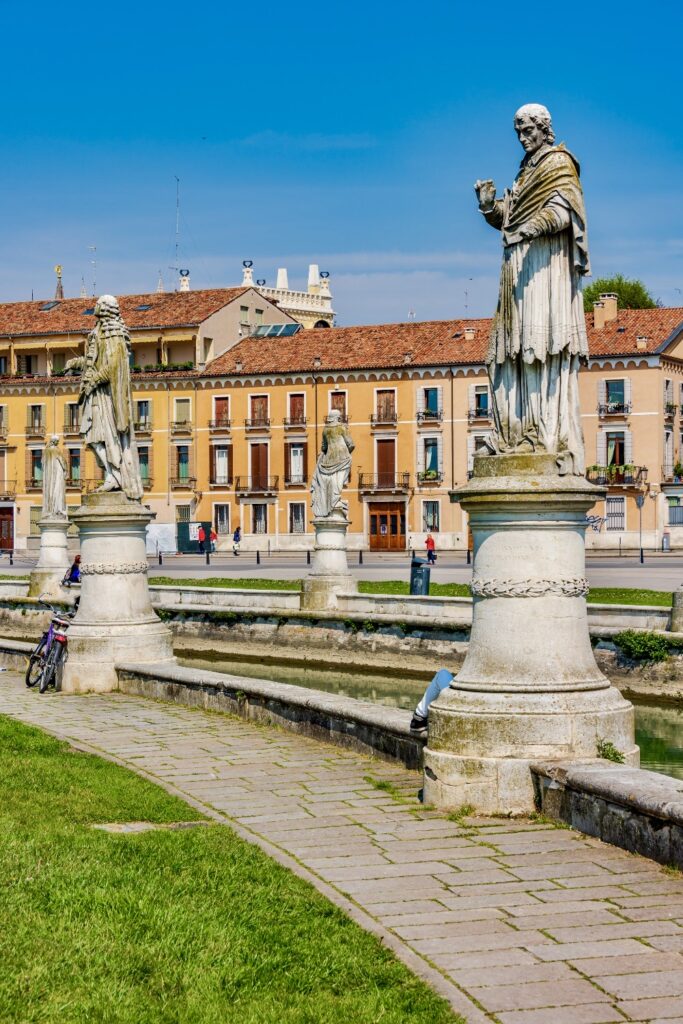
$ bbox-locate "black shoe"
[410,714,428,732]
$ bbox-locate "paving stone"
[543,920,682,944]
[471,978,610,1012]
[617,996,683,1019]
[449,960,576,989]
[496,1006,625,1024]
[595,968,683,1000]
[528,938,649,961]
[569,951,683,976]
[648,935,683,952]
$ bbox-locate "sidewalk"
[1,674,682,1023]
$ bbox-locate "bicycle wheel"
[39,644,61,693]
[25,652,45,689]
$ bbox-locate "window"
[211,444,232,485]
[286,442,307,485]
[423,501,440,531]
[175,505,191,523]
[134,303,152,311]
[138,446,150,483]
[52,352,65,373]
[254,308,264,326]
[30,449,43,485]
[252,324,302,338]
[289,502,306,534]
[424,387,439,413]
[605,379,625,408]
[665,430,674,474]
[252,504,267,534]
[474,385,489,417]
[249,395,269,425]
[176,445,190,480]
[665,379,674,405]
[606,431,625,466]
[214,504,230,535]
[0,405,6,431]
[606,497,625,531]
[65,402,80,430]
[288,393,305,424]
[29,506,43,536]
[67,449,80,483]
[240,305,250,325]
[136,400,151,427]
[19,356,36,376]
[214,396,230,426]
[375,389,396,421]
[174,399,190,425]
[330,391,347,417]
[424,438,439,473]
[468,433,492,473]
[39,301,60,312]
[0,357,6,375]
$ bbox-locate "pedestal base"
[61,491,174,694]
[423,452,639,814]
[28,516,72,602]
[301,512,357,610]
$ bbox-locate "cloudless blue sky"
[1,0,681,323]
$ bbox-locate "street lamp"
[636,492,645,564]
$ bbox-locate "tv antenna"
[464,277,473,316]
[174,175,180,270]
[88,246,97,296]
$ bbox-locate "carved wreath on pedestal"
[80,561,148,575]
[471,576,589,598]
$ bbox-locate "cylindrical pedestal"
[301,512,357,610]
[28,516,72,602]
[61,491,174,693]
[423,453,638,815]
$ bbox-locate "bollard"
[9,551,13,566]
[158,551,163,566]
[306,550,311,565]
[359,549,363,565]
[672,586,683,632]
[256,550,261,565]
[205,550,210,566]
[466,548,471,565]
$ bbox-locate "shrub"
[597,739,625,763]
[614,629,670,662]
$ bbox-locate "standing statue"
[311,410,355,518]
[475,103,590,474]
[66,295,143,501]
[43,435,67,518]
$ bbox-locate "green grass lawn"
[0,716,459,1024]
[149,575,300,591]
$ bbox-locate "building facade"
[0,294,682,554]
[240,261,335,329]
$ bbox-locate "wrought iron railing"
[417,470,443,485]
[598,402,631,416]
[370,410,398,426]
[358,472,410,490]
[467,407,491,422]
[283,416,307,427]
[170,420,192,433]
[234,476,279,493]
[585,465,648,486]
[170,476,197,489]
[284,474,308,486]
[244,417,271,429]
[417,409,443,424]
[208,418,231,431]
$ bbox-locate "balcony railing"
[283,416,307,428]
[244,417,271,429]
[0,423,8,443]
[235,476,279,494]
[285,474,308,486]
[417,408,443,424]
[65,475,82,490]
[467,406,491,422]
[209,418,231,431]
[665,402,677,419]
[330,412,348,423]
[26,476,43,491]
[63,418,81,436]
[25,421,45,437]
[141,476,153,490]
[661,465,683,484]
[170,420,192,434]
[210,475,233,487]
[358,472,410,491]
[170,475,197,489]
[585,465,648,486]
[0,480,16,500]
[598,402,631,417]
[370,410,397,426]
[134,419,153,434]
[417,470,444,486]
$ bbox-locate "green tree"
[583,274,659,312]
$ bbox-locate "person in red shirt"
[197,526,206,554]
[210,528,217,553]
[425,530,436,564]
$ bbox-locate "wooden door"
[289,394,305,423]
[214,396,229,426]
[250,443,268,488]
[330,391,346,417]
[376,439,395,488]
[251,396,268,423]
[369,502,406,551]
[0,508,13,550]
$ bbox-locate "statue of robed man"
[311,410,355,518]
[66,294,143,501]
[475,103,590,474]
[43,435,68,518]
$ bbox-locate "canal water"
[180,654,683,781]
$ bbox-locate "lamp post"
[636,492,645,564]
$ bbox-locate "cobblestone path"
[2,674,683,1023]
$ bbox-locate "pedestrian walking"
[426,529,437,565]
[210,528,217,553]
[197,525,206,555]
[232,526,241,556]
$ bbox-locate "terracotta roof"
[0,288,251,337]
[205,307,683,376]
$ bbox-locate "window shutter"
[468,383,475,414]
[416,388,425,414]
[285,443,291,483]
[437,385,443,413]
[467,435,476,472]
[210,445,216,482]
[598,378,606,406]
[624,377,632,409]
[417,437,425,473]
[437,435,444,472]
[597,430,606,465]
[227,445,233,484]
[302,442,308,480]
[624,429,633,465]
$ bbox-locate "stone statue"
[310,410,355,518]
[474,103,590,474]
[66,295,143,501]
[43,435,67,518]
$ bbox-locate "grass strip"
[0,715,460,1024]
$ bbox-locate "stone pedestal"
[423,453,638,815]
[61,491,174,694]
[301,510,357,610]
[28,516,72,602]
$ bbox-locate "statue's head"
[49,434,59,446]
[327,410,342,425]
[94,294,121,320]
[514,103,554,155]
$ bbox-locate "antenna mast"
[88,245,97,296]
[174,176,180,270]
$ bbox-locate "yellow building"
[0,291,682,554]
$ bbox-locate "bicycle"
[25,599,78,694]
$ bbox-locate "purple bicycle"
[25,600,78,693]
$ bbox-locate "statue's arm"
[474,179,503,229]
[64,356,85,373]
[480,199,504,230]
[509,194,572,242]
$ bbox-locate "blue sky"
[1,0,681,324]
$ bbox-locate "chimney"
[313,355,322,370]
[404,351,412,364]
[308,263,320,295]
[179,269,190,292]
[594,293,618,329]
[464,327,476,341]
[636,336,648,351]
[235,358,243,372]
[276,267,289,290]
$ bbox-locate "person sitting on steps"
[410,668,453,732]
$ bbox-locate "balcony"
[63,418,81,437]
[65,475,82,490]
[244,417,271,430]
[665,402,677,420]
[0,480,16,500]
[598,402,632,417]
[235,476,279,495]
[283,416,307,428]
[585,465,648,486]
[134,419,153,436]
[284,474,308,487]
[467,406,491,423]
[370,410,397,427]
[170,420,192,435]
[170,476,197,489]
[25,421,45,438]
[331,412,349,424]
[358,472,410,493]
[208,418,231,432]
[26,476,43,491]
[661,465,683,484]
[0,423,8,444]
[417,408,443,425]
[417,470,444,486]
[141,476,153,490]
[209,475,233,488]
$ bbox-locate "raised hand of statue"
[474,179,496,211]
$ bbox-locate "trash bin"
[410,557,431,596]
[663,531,671,552]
